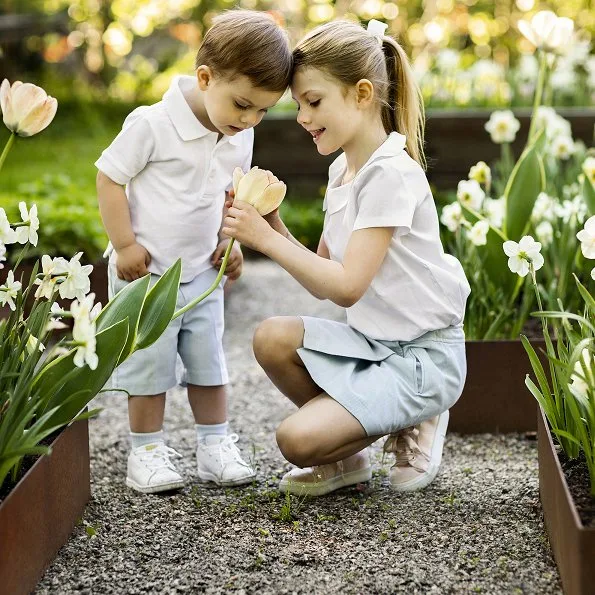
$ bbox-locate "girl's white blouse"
[322,132,470,341]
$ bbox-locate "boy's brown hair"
[195,10,293,92]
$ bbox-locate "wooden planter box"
[254,108,595,194]
[0,418,90,595]
[538,408,595,595]
[449,339,546,434]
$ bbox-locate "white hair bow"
[367,19,388,44]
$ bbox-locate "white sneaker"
[196,433,256,487]
[383,411,449,492]
[126,442,185,494]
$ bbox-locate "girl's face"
[291,67,362,156]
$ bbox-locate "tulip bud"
[232,166,287,215]
[0,79,58,137]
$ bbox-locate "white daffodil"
[34,254,68,300]
[518,11,574,54]
[0,208,16,245]
[440,202,464,232]
[0,269,22,310]
[592,267,595,281]
[503,235,544,277]
[535,221,554,247]
[14,202,39,246]
[468,161,491,188]
[457,179,485,210]
[556,197,586,224]
[550,135,575,160]
[484,110,520,144]
[0,242,5,269]
[484,197,505,228]
[583,156,595,185]
[72,316,98,370]
[70,292,100,322]
[531,192,556,222]
[569,348,594,403]
[26,334,45,355]
[468,220,490,246]
[58,252,93,301]
[577,215,595,259]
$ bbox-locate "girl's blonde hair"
[293,20,425,168]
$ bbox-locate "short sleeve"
[95,107,154,185]
[353,163,418,237]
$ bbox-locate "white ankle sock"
[195,422,229,442]
[130,430,165,449]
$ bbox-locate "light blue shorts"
[297,317,467,437]
[108,265,228,396]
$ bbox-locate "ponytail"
[381,38,426,170]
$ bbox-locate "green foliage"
[1,173,107,264]
[280,198,324,252]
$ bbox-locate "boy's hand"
[212,238,243,280]
[116,242,151,281]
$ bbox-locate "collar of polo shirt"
[163,75,242,146]
[367,131,407,164]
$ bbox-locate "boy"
[95,10,292,494]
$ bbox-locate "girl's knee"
[253,316,303,366]
[276,419,317,467]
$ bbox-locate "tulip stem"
[172,239,235,320]
[0,132,15,175]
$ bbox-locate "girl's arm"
[222,201,392,306]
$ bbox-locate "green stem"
[527,52,548,144]
[172,239,234,320]
[0,132,15,174]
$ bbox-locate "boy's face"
[197,67,283,136]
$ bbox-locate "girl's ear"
[355,79,374,108]
[196,65,213,91]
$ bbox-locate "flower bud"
[232,166,287,215]
[0,79,58,137]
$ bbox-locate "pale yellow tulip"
[0,79,58,137]
[233,166,287,215]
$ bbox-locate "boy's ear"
[355,79,374,108]
[196,65,213,91]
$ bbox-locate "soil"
[559,449,595,528]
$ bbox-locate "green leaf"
[583,172,595,216]
[96,274,150,364]
[504,131,545,240]
[33,319,129,428]
[134,259,181,351]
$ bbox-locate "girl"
[222,19,470,495]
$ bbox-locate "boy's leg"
[129,394,166,433]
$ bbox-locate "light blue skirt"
[297,317,467,437]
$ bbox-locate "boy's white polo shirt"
[95,75,253,283]
[323,132,471,342]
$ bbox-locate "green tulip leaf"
[134,259,181,352]
[582,173,595,216]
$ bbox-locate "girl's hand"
[222,200,275,252]
[224,197,286,236]
[211,238,243,280]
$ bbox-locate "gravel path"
[36,259,561,594]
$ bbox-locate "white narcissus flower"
[592,267,595,281]
[569,348,594,403]
[468,161,491,187]
[484,110,521,144]
[0,269,22,310]
[535,221,554,246]
[531,192,556,222]
[518,11,574,54]
[0,242,5,269]
[232,167,287,216]
[503,235,544,277]
[0,79,58,137]
[34,254,68,299]
[26,334,45,355]
[484,197,505,228]
[550,135,575,160]
[58,252,93,301]
[0,208,16,245]
[583,156,595,185]
[440,202,464,232]
[468,220,490,246]
[72,316,98,370]
[70,293,100,322]
[577,215,595,259]
[556,197,586,224]
[456,179,485,210]
[14,202,39,246]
